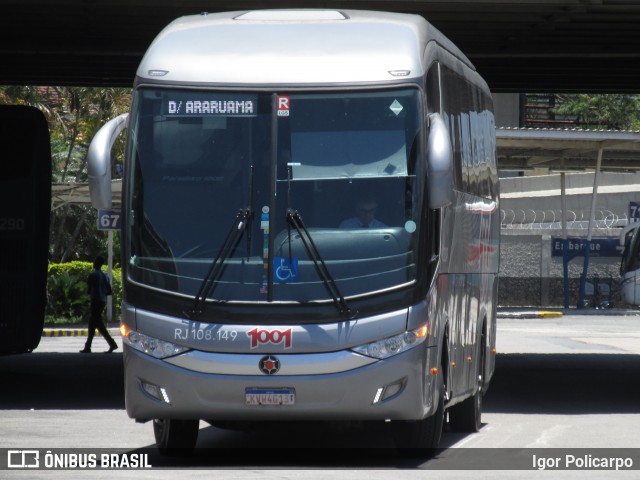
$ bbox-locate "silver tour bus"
[88,9,500,454]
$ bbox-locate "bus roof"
[136,9,474,86]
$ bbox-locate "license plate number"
[245,388,295,406]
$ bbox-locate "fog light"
[141,381,171,404]
[372,379,406,404]
[381,381,403,401]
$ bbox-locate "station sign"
[97,208,121,231]
[629,201,640,221]
[551,237,621,257]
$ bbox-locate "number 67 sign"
[97,208,122,230]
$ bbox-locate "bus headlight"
[351,324,428,360]
[122,326,189,359]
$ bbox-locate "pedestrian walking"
[80,256,118,353]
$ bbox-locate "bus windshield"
[126,87,423,304]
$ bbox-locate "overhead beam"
[2,1,640,91]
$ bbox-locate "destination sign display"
[163,93,257,116]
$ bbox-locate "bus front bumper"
[123,344,440,422]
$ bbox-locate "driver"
[339,196,386,229]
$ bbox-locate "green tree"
[553,94,640,130]
[0,85,130,263]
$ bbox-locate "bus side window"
[426,64,440,115]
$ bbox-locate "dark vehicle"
[0,105,51,355]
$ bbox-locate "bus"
[620,222,640,304]
[88,9,499,454]
[0,105,51,355]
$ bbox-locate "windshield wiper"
[186,207,253,317]
[285,208,353,317]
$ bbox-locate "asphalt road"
[1,314,639,478]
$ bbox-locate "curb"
[42,329,89,337]
[497,308,640,319]
[498,310,563,319]
[537,311,563,318]
[42,327,120,337]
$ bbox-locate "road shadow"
[484,353,640,414]
[2,351,639,415]
[127,422,526,469]
[128,422,453,469]
[4,350,639,468]
[0,352,124,409]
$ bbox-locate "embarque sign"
[551,237,621,257]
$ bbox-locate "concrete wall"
[498,172,640,308]
[498,231,621,308]
[493,93,521,128]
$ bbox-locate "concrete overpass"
[2,1,640,92]
[5,0,639,309]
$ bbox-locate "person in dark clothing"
[80,256,118,353]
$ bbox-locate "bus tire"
[392,367,444,455]
[153,418,199,455]
[448,383,482,432]
[448,330,485,432]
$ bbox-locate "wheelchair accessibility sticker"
[274,257,298,282]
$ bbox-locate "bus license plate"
[245,388,295,406]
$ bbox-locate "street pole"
[578,146,604,309]
[107,229,113,322]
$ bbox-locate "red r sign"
[277,96,290,117]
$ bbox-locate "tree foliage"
[47,261,122,321]
[0,85,130,263]
[553,94,640,130]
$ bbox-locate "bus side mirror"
[427,113,454,209]
[87,113,128,209]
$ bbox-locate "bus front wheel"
[153,418,199,455]
[392,368,444,454]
